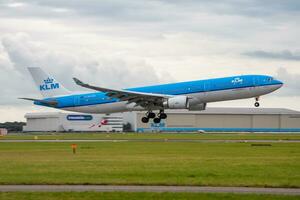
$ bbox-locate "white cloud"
[0,0,300,122]
[6,2,26,8]
[0,33,174,121]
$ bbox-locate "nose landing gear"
[254,97,260,107]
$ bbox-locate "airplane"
[21,67,283,123]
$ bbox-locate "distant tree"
[0,121,26,132]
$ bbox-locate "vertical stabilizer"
[28,67,70,97]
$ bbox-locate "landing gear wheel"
[141,117,149,123]
[147,112,156,119]
[254,102,260,107]
[153,117,161,124]
[159,113,167,119]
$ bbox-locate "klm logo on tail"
[40,77,60,91]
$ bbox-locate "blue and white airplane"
[21,67,283,123]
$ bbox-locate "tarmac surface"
[0,139,300,143]
[0,185,299,195]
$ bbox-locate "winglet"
[19,97,34,101]
[73,77,84,86]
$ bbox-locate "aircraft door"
[203,81,211,101]
[74,95,80,106]
[253,76,260,87]
[204,81,210,92]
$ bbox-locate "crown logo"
[44,77,54,84]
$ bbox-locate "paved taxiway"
[0,185,299,195]
[0,139,299,143]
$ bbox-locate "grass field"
[0,141,299,187]
[2,132,300,140]
[0,192,299,200]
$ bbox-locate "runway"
[0,185,299,195]
[0,139,300,143]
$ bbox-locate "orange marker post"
[71,144,77,154]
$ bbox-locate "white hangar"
[23,112,123,132]
[123,107,300,132]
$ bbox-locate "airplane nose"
[274,79,283,89]
[277,79,283,86]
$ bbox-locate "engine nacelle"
[163,96,189,109]
[188,103,207,111]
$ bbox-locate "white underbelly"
[62,101,145,114]
[191,85,280,103]
[63,101,128,114]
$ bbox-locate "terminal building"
[123,107,300,132]
[23,112,123,132]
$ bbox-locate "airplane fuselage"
[35,75,283,114]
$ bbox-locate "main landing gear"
[141,111,154,123]
[141,110,167,123]
[254,97,260,107]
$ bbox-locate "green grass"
[0,192,299,200]
[2,132,300,140]
[0,141,299,187]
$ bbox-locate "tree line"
[0,122,26,132]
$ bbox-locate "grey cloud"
[0,0,171,22]
[162,0,300,17]
[7,0,300,17]
[2,34,39,73]
[1,0,299,25]
[243,50,300,61]
[276,67,300,96]
[0,0,299,43]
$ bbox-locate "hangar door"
[252,115,280,128]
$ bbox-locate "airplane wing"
[73,78,173,108]
[19,97,58,107]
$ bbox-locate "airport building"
[23,107,300,133]
[123,107,300,132]
[23,112,123,132]
[0,128,8,136]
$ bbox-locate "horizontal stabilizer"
[19,97,58,107]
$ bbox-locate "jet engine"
[163,96,189,109]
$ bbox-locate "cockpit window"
[267,77,273,82]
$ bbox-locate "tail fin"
[27,67,70,97]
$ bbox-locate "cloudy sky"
[0,0,300,122]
